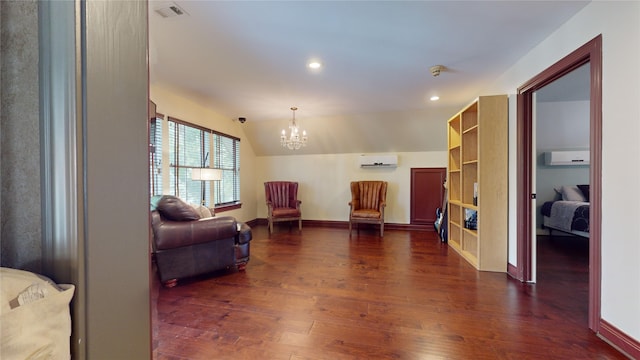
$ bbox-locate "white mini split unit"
[359,154,398,168]
[544,150,590,166]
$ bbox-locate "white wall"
[150,84,258,224]
[486,1,640,342]
[537,100,590,150]
[255,152,446,224]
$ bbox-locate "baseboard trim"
[250,219,434,232]
[386,222,434,231]
[598,319,640,359]
[244,218,261,228]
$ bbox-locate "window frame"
[150,115,241,211]
[149,115,163,197]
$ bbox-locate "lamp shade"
[191,168,222,181]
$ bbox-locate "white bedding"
[545,200,588,233]
[1,267,75,360]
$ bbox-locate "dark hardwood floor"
[152,225,626,359]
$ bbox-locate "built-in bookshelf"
[447,95,508,272]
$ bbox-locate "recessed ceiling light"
[430,95,440,101]
[308,61,322,69]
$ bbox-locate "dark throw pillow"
[156,195,200,221]
[577,184,590,202]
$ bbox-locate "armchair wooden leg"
[298,219,302,231]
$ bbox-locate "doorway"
[410,168,446,227]
[532,63,590,283]
[516,35,602,331]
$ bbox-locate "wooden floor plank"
[152,226,625,359]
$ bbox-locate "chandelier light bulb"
[280,107,308,150]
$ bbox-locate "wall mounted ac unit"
[359,154,398,168]
[544,150,590,166]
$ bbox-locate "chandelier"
[280,107,308,150]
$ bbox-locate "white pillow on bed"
[1,267,75,360]
[556,185,587,202]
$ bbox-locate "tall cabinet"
[447,95,508,272]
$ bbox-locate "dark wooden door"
[410,168,446,226]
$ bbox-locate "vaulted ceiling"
[149,1,590,156]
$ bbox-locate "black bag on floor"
[434,203,448,242]
[439,203,448,243]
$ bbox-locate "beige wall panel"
[84,1,150,358]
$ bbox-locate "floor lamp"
[191,168,222,206]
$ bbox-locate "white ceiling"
[149,1,590,156]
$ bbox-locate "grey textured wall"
[0,0,42,273]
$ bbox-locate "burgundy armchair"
[264,181,302,234]
[349,181,388,237]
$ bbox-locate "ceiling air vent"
[154,2,188,18]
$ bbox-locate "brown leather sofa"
[150,195,251,287]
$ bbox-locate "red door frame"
[515,35,602,331]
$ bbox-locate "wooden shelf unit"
[446,95,508,272]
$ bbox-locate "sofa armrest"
[236,222,252,245]
[152,214,237,250]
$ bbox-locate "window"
[213,132,241,206]
[149,116,240,209]
[168,119,210,205]
[149,118,163,196]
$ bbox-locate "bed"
[540,184,590,238]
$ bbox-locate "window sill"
[215,202,242,213]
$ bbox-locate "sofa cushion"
[272,208,301,217]
[352,209,382,219]
[156,195,200,221]
[150,195,163,211]
[190,203,213,219]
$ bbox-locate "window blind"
[156,116,240,207]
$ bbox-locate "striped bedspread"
[541,201,590,233]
